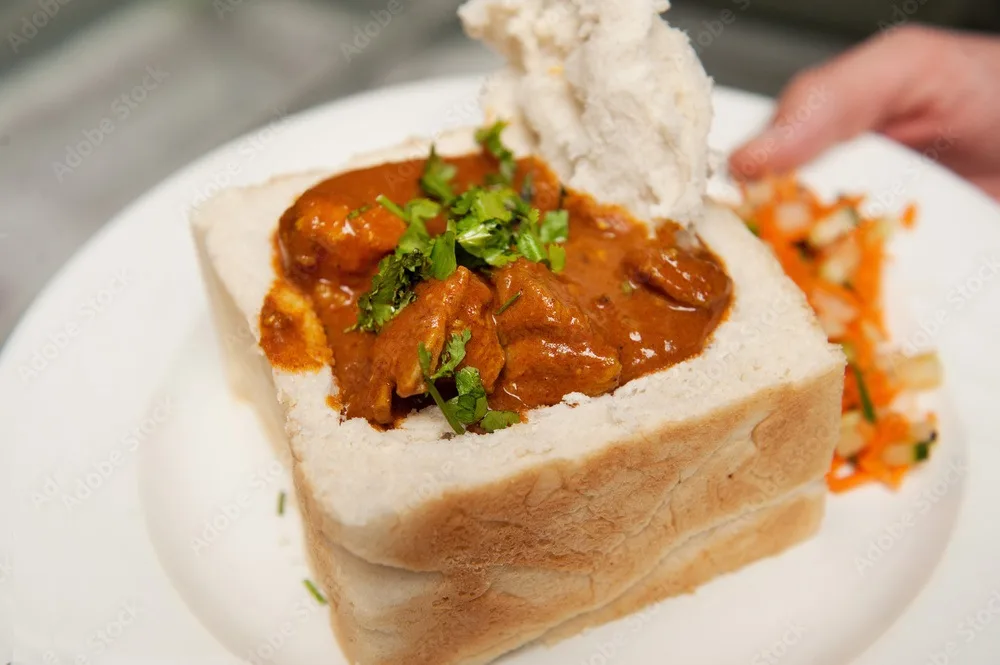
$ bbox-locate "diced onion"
[808,208,858,248]
[818,238,861,285]
[886,351,944,391]
[775,201,812,234]
[837,410,870,458]
[745,180,774,206]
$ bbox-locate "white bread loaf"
[192,126,844,665]
[460,0,715,226]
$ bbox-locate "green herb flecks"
[353,251,430,333]
[496,292,522,315]
[850,363,877,424]
[346,204,371,220]
[420,146,457,203]
[277,491,286,516]
[418,330,519,434]
[481,410,521,433]
[303,579,327,605]
[540,210,568,244]
[418,339,466,435]
[475,121,517,185]
[621,280,635,296]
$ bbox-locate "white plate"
[2,77,1000,665]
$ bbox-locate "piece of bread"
[192,126,844,665]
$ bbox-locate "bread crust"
[296,371,839,664]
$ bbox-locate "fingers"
[730,26,945,179]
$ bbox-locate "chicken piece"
[624,242,730,309]
[492,260,621,408]
[365,267,504,424]
[279,191,405,279]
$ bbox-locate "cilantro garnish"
[354,123,568,332]
[417,330,519,434]
[548,245,567,273]
[420,146,457,203]
[540,209,568,244]
[496,292,521,315]
[346,204,370,220]
[850,363,877,424]
[354,251,429,333]
[432,329,470,380]
[475,121,517,184]
[480,410,521,433]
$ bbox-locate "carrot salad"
[732,176,942,493]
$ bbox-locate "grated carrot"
[735,175,938,493]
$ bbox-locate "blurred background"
[0,0,998,346]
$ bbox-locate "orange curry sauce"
[261,151,732,428]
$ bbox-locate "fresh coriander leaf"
[429,230,457,280]
[548,244,567,273]
[420,146,457,202]
[354,251,429,332]
[417,342,432,376]
[376,194,407,220]
[406,198,441,224]
[521,171,535,203]
[475,121,517,184]
[516,223,546,263]
[540,209,569,244]
[915,441,930,462]
[481,410,520,432]
[346,204,371,220]
[418,341,466,435]
[496,292,521,315]
[850,363,877,423]
[447,393,488,425]
[454,366,486,397]
[432,329,471,380]
[277,491,286,515]
[303,579,327,605]
[444,366,488,425]
[397,216,431,255]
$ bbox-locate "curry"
[262,125,732,432]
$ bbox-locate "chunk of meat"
[365,267,504,424]
[624,243,731,309]
[279,191,405,279]
[491,260,621,408]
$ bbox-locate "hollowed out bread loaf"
[192,126,844,665]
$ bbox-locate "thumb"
[730,26,941,179]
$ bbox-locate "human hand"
[729,25,1000,200]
